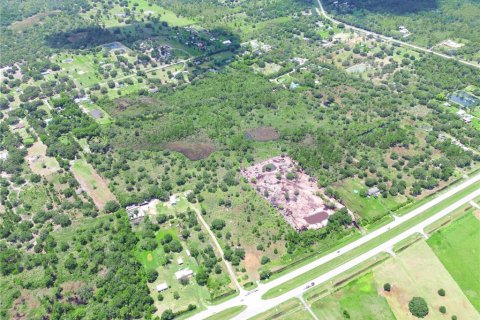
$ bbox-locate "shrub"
[261,256,270,265]
[383,283,391,292]
[438,288,445,296]
[211,219,226,230]
[104,200,119,213]
[439,306,446,314]
[146,269,158,283]
[408,297,429,318]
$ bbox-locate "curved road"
[315,0,480,70]
[190,173,480,319]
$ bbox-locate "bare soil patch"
[245,126,280,142]
[111,96,162,117]
[165,141,216,160]
[241,155,345,231]
[61,281,85,294]
[10,290,42,320]
[26,140,60,176]
[244,248,261,281]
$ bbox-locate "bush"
[383,283,391,292]
[439,306,446,314]
[161,309,174,320]
[146,269,158,283]
[408,297,429,318]
[211,219,226,230]
[438,288,445,296]
[104,201,120,213]
[451,316,457,320]
[261,256,270,265]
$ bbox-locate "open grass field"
[205,305,246,320]
[79,102,113,125]
[310,272,395,319]
[56,53,106,87]
[374,241,478,320]
[334,178,407,221]
[18,185,49,213]
[71,158,117,209]
[427,211,480,311]
[81,0,195,28]
[250,298,314,320]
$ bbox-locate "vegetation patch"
[71,158,117,210]
[165,140,216,161]
[373,241,478,319]
[428,211,480,311]
[310,272,395,319]
[245,126,280,142]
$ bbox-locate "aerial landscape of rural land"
[0,0,479,319]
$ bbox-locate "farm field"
[373,241,478,320]
[70,158,117,210]
[427,211,480,311]
[309,272,395,319]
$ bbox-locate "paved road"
[315,0,480,70]
[190,173,480,319]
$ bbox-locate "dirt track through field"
[71,159,117,210]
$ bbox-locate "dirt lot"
[245,126,280,142]
[165,140,216,160]
[26,140,60,176]
[241,155,343,231]
[111,96,161,117]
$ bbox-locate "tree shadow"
[325,0,438,15]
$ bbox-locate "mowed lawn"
[334,178,407,221]
[310,272,395,320]
[250,298,314,320]
[428,211,480,311]
[71,158,117,210]
[374,241,478,320]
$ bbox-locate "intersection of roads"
[188,1,480,318]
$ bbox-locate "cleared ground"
[427,211,480,311]
[373,241,478,319]
[241,155,343,230]
[71,158,117,210]
[26,140,60,176]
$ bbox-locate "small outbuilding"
[367,187,381,197]
[155,282,169,292]
[177,258,184,265]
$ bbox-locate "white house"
[175,268,193,280]
[155,283,169,292]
